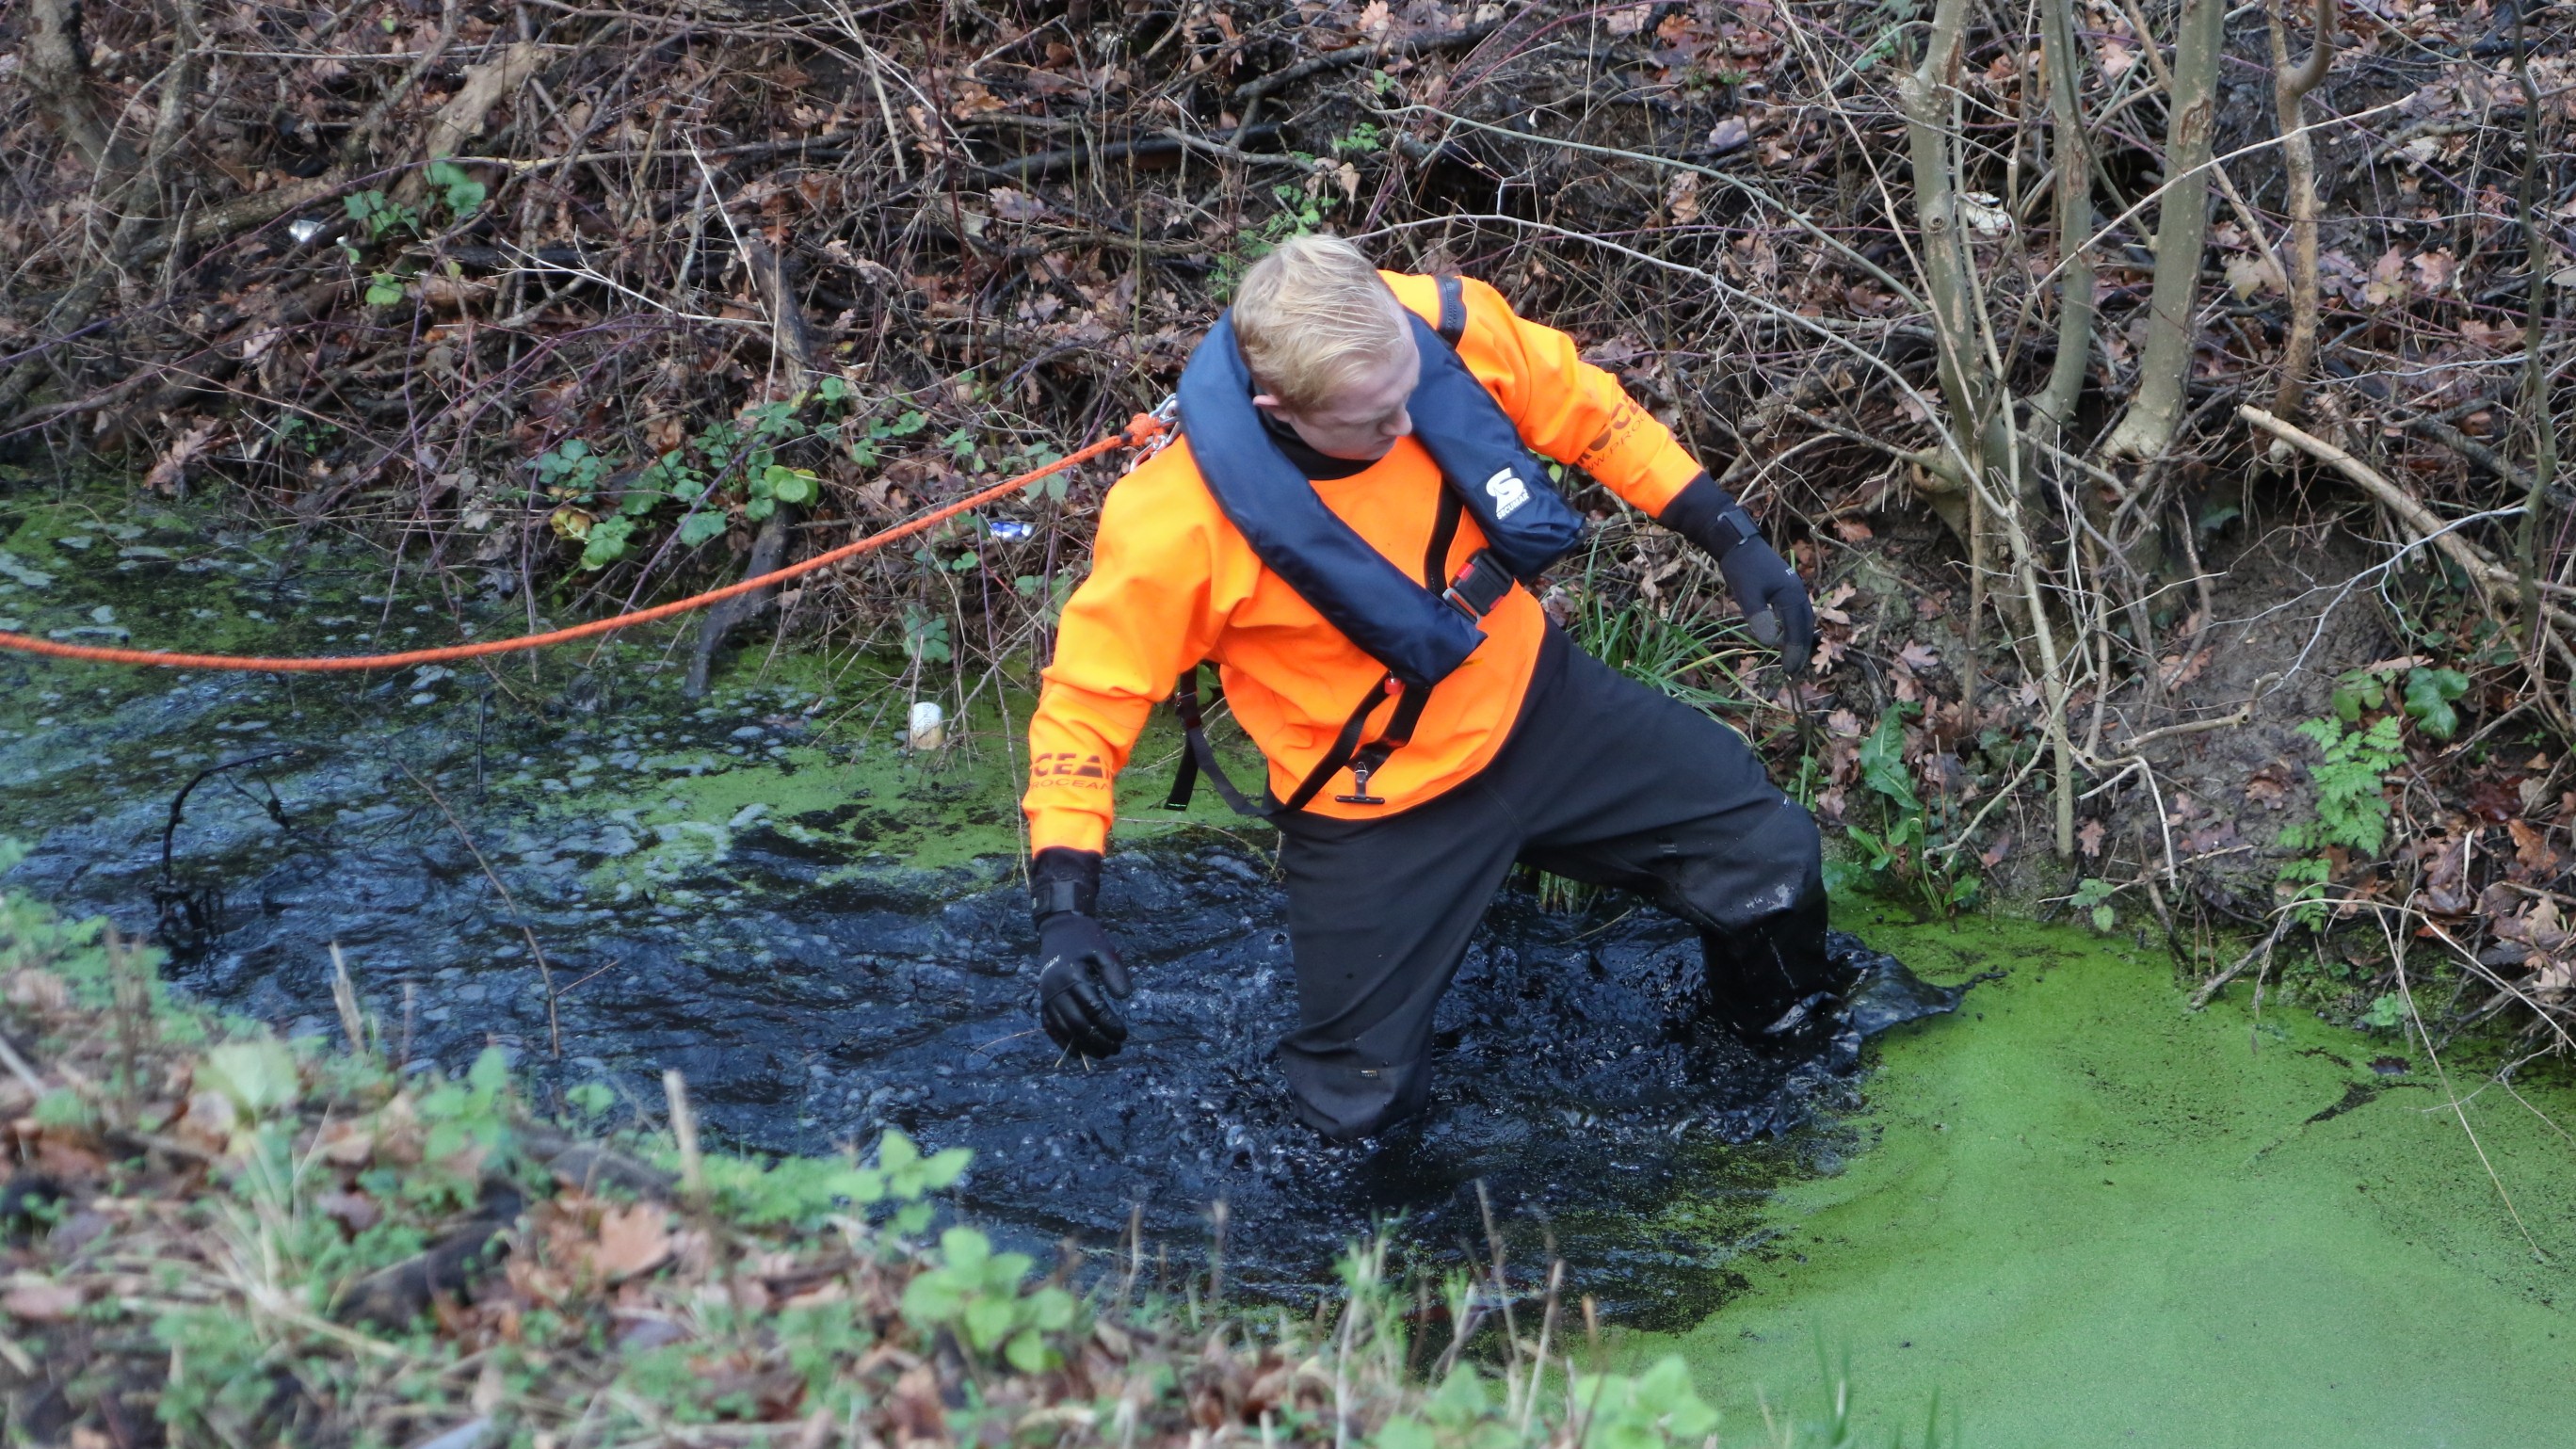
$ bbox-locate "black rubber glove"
[1658,474,1817,677]
[1030,847,1131,1057]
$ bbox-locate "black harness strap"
[1333,488,1471,804]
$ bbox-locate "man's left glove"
[1030,847,1131,1057]
[1658,475,1817,677]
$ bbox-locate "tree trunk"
[2034,0,2098,431]
[1897,0,1988,479]
[22,0,134,176]
[2101,0,2225,461]
[2510,2,2560,657]
[1898,0,2078,858]
[2263,0,2333,423]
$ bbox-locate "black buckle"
[1333,758,1388,806]
[1439,551,1514,620]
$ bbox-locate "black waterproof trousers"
[1272,626,1830,1139]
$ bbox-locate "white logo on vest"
[1483,467,1530,519]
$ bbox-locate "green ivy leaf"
[773,472,818,506]
[425,160,486,217]
[365,275,405,307]
[2402,667,2471,740]
[763,465,820,507]
[678,511,730,548]
[963,1296,1018,1350]
[939,1226,990,1273]
[899,1271,964,1323]
[2329,668,2380,724]
[1004,1328,1050,1374]
[1026,1286,1074,1331]
[579,515,636,570]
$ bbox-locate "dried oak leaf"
[588,1200,675,1282]
[2508,818,2561,877]
[2494,898,2570,954]
[4,971,67,1012]
[145,419,222,495]
[315,1117,374,1167]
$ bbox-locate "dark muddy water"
[0,508,1963,1320]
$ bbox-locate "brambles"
[536,388,911,572]
[900,1226,1078,1371]
[2070,877,2117,933]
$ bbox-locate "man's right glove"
[1030,847,1131,1057]
[1658,474,1818,678]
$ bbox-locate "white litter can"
[908,700,945,751]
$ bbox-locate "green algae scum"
[1641,909,2576,1446]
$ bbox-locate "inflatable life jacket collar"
[1173,301,1585,687]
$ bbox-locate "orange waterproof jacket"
[1023,272,1705,855]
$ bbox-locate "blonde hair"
[1232,235,1409,411]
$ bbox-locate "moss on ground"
[1639,905,2576,1447]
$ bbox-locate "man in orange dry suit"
[1021,234,1827,1140]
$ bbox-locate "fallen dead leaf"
[315,1117,375,1167]
[144,418,222,495]
[5,1281,83,1322]
[317,1189,380,1233]
[588,1200,674,1281]
[1664,170,1700,225]
[2508,818,2560,876]
[4,970,66,1012]
[2223,251,2286,300]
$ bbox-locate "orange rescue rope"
[0,411,1168,673]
